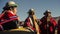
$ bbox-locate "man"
[58,19,60,34]
[40,10,57,34]
[0,1,19,31]
[24,9,40,34]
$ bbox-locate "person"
[23,9,40,34]
[58,19,60,34]
[0,1,20,31]
[40,10,57,34]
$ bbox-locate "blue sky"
[0,0,60,21]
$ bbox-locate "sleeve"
[40,17,44,25]
[50,18,57,27]
[0,11,18,25]
[24,18,30,27]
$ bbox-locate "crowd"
[0,1,60,34]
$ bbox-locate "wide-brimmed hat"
[44,10,51,15]
[28,8,35,13]
[3,1,18,9]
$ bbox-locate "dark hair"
[44,11,51,15]
[3,6,16,10]
[2,6,17,13]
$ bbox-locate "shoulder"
[6,10,15,15]
[40,16,46,21]
[25,17,30,20]
[6,10,16,16]
[50,17,56,21]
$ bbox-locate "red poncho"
[0,10,18,30]
[40,16,57,32]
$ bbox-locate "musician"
[24,9,40,34]
[40,10,57,34]
[0,1,20,31]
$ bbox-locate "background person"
[40,10,57,34]
[24,9,40,34]
[0,1,20,31]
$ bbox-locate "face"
[13,7,17,14]
[29,11,35,16]
[31,12,34,15]
[47,13,51,17]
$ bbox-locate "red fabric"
[0,10,15,18]
[40,16,57,32]
[50,26,53,32]
[7,11,16,18]
[25,17,41,32]
[0,10,18,24]
[50,18,57,32]
[40,16,47,30]
[50,18,57,27]
[25,17,35,31]
[0,18,18,25]
[0,10,18,30]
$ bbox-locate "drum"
[3,26,34,34]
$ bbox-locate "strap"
[0,18,18,25]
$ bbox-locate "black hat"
[28,8,35,13]
[44,10,51,15]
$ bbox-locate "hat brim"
[3,4,18,9]
[8,4,18,7]
[44,12,51,15]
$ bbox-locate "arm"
[50,18,57,29]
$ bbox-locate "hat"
[3,1,18,9]
[28,8,35,13]
[44,10,51,15]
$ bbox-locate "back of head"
[28,8,35,15]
